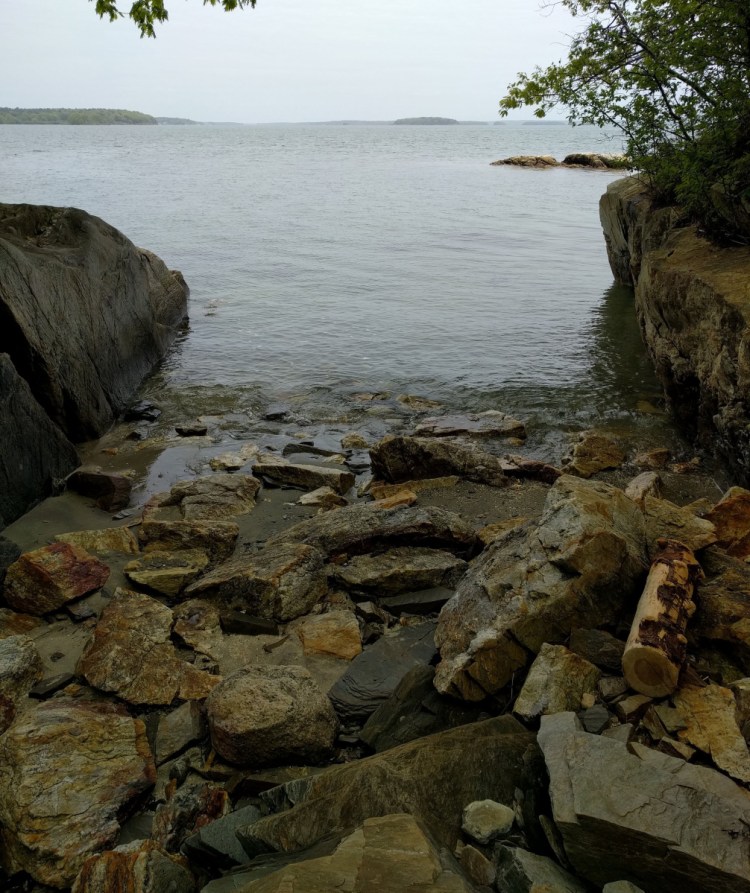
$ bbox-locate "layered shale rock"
[434,475,647,700]
[0,697,155,887]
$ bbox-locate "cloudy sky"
[1,0,577,122]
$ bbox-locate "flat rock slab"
[0,697,155,888]
[328,622,437,723]
[538,711,750,892]
[414,412,526,440]
[77,588,220,705]
[330,546,466,595]
[206,665,338,767]
[254,461,355,495]
[434,475,647,701]
[221,814,474,892]
[369,435,510,487]
[186,542,327,622]
[124,548,209,598]
[3,541,109,615]
[239,715,534,855]
[155,473,260,521]
[56,526,140,555]
[139,517,239,564]
[513,643,601,723]
[268,502,479,559]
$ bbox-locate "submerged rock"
[434,475,647,700]
[0,697,155,887]
[490,155,559,167]
[206,665,338,767]
[3,541,109,615]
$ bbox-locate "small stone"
[459,844,496,887]
[657,737,697,762]
[614,693,652,723]
[341,433,370,450]
[640,705,668,740]
[396,394,442,410]
[4,542,109,615]
[579,704,610,734]
[602,722,634,743]
[633,448,671,469]
[296,610,362,660]
[124,401,161,421]
[580,692,596,709]
[461,799,514,844]
[297,485,348,509]
[653,704,688,733]
[209,452,247,472]
[563,431,625,478]
[514,644,601,723]
[624,471,662,503]
[175,422,208,437]
[598,676,628,701]
[29,671,75,698]
[124,549,209,598]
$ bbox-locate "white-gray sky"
[1,0,576,122]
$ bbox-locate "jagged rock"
[562,152,628,169]
[513,644,601,723]
[185,543,327,622]
[614,693,652,723]
[66,467,132,511]
[139,517,239,563]
[183,802,260,867]
[151,781,229,853]
[253,461,355,495]
[298,486,348,509]
[0,203,188,442]
[642,495,716,556]
[563,431,625,478]
[297,610,362,660]
[490,155,559,167]
[328,622,437,723]
[268,502,479,559]
[153,474,260,521]
[3,542,109,615]
[414,411,526,440]
[0,697,155,887]
[461,799,514,844]
[538,711,750,892]
[434,476,647,700]
[569,628,626,671]
[124,549,209,598]
[330,546,467,595]
[227,814,475,892]
[0,354,79,527]
[598,676,628,702]
[459,844,496,887]
[0,634,42,729]
[237,716,535,854]
[706,487,750,559]
[624,471,662,503]
[77,589,219,705]
[56,526,140,555]
[495,845,589,893]
[634,448,672,469]
[206,665,338,766]
[359,665,483,753]
[71,841,195,893]
[155,700,206,765]
[691,548,750,669]
[673,683,750,783]
[369,435,510,486]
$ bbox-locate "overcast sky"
[1,0,577,122]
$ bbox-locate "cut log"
[622,538,702,697]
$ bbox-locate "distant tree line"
[0,108,157,125]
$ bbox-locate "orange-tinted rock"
[0,697,155,887]
[72,841,195,893]
[706,487,750,559]
[3,542,109,615]
[297,610,363,660]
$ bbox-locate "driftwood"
[622,539,702,697]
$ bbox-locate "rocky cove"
[2,183,750,893]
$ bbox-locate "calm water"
[0,122,674,458]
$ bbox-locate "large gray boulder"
[434,475,647,700]
[0,202,188,442]
[539,711,750,892]
[0,353,79,526]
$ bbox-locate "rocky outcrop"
[0,203,188,443]
[600,177,750,481]
[0,353,79,527]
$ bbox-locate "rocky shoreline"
[3,188,750,892]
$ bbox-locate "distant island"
[154,116,198,125]
[0,108,157,125]
[393,117,459,125]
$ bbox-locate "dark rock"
[123,401,162,422]
[151,781,229,854]
[220,611,279,636]
[569,628,626,672]
[0,204,187,441]
[328,622,437,723]
[0,354,79,528]
[175,421,209,437]
[238,716,536,856]
[29,670,75,698]
[183,803,260,868]
[495,845,589,892]
[66,467,132,511]
[264,403,291,421]
[0,536,21,592]
[579,704,611,734]
[380,586,454,615]
[359,665,484,752]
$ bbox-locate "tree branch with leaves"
[92,0,257,38]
